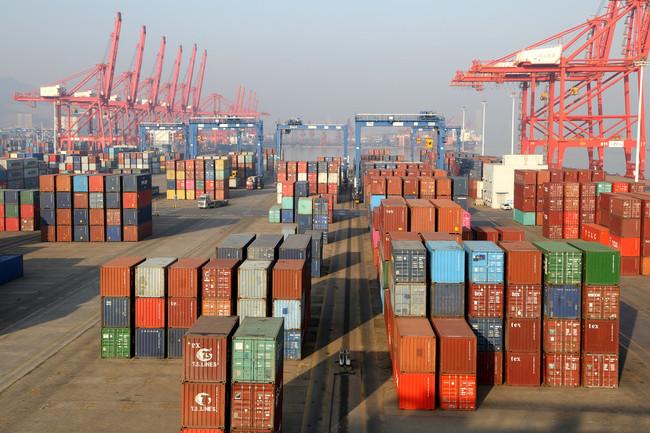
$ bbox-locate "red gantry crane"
[13,12,268,152]
[451,0,650,178]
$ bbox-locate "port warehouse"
[0,148,644,429]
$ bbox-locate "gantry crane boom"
[192,50,207,115]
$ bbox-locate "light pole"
[461,106,466,153]
[481,101,487,156]
[635,60,648,182]
[510,93,517,155]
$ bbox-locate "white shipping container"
[237,298,267,320]
[0,159,24,170]
[238,260,272,298]
[273,297,304,330]
[276,183,283,193]
[40,85,65,97]
[318,173,328,184]
[297,173,307,182]
[328,173,339,184]
[135,257,178,298]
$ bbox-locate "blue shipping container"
[166,180,176,190]
[297,214,312,230]
[102,297,131,328]
[543,284,581,319]
[425,241,465,284]
[167,328,188,359]
[74,209,89,226]
[430,283,465,317]
[0,255,23,285]
[107,225,122,242]
[273,296,305,330]
[313,214,328,230]
[135,328,165,358]
[73,175,89,192]
[40,192,56,209]
[281,209,294,223]
[463,241,505,284]
[123,206,152,225]
[74,225,89,242]
[4,190,19,204]
[311,258,321,278]
[469,317,503,352]
[284,329,302,360]
[55,192,72,209]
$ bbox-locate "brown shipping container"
[564,198,579,212]
[370,177,386,195]
[123,221,152,242]
[544,182,564,198]
[514,196,536,212]
[418,177,436,198]
[202,297,234,317]
[56,226,73,242]
[542,224,563,239]
[56,209,72,225]
[420,232,456,243]
[505,284,542,319]
[608,215,641,238]
[514,183,536,198]
[89,225,105,242]
[386,176,403,196]
[610,196,641,218]
[231,371,283,431]
[168,298,199,328]
[40,174,56,192]
[169,258,210,298]
[430,199,462,234]
[579,182,596,197]
[73,192,89,209]
[41,225,56,242]
[564,182,580,197]
[504,351,540,386]
[380,198,408,232]
[582,353,618,388]
[402,177,419,196]
[430,318,477,374]
[543,317,580,353]
[498,241,542,285]
[621,255,640,275]
[434,178,452,196]
[55,174,72,192]
[564,170,579,182]
[514,169,537,185]
[466,283,503,318]
[472,226,498,243]
[181,382,227,428]
[407,199,436,233]
[549,170,564,182]
[394,317,436,373]
[89,209,105,226]
[183,315,239,382]
[272,259,309,299]
[100,257,146,297]
[476,351,503,385]
[202,259,240,298]
[106,208,122,226]
[582,319,619,354]
[543,198,563,212]
[495,226,525,241]
[582,285,620,320]
[505,318,540,352]
[536,170,551,184]
[543,352,580,387]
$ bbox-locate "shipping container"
[101,297,131,328]
[183,316,239,382]
[582,285,620,320]
[181,382,227,429]
[135,297,165,328]
[101,327,131,358]
[273,295,306,330]
[543,317,581,353]
[169,258,210,298]
[533,242,582,285]
[202,258,239,298]
[425,240,465,283]
[231,372,283,431]
[567,240,620,286]
[168,298,198,328]
[466,283,503,318]
[202,298,234,317]
[430,318,477,374]
[391,240,427,283]
[505,283,542,319]
[544,284,581,319]
[476,351,503,385]
[0,254,24,285]
[238,260,272,299]
[468,317,503,352]
[543,353,580,387]
[167,328,187,359]
[504,351,540,386]
[582,353,618,388]
[430,283,464,317]
[284,329,303,360]
[272,259,309,300]
[394,369,436,410]
[392,282,427,317]
[498,241,542,284]
[247,234,284,260]
[135,328,165,358]
[582,319,619,354]
[504,318,540,352]
[430,199,462,233]
[438,373,476,410]
[279,234,312,261]
[463,241,505,284]
[216,233,256,260]
[135,257,178,298]
[406,199,436,233]
[232,317,284,383]
[495,226,525,242]
[394,317,436,373]
[237,298,268,320]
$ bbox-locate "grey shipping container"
[430,283,465,317]
[167,328,188,359]
[450,176,469,197]
[247,234,283,261]
[216,234,256,260]
[102,297,132,328]
[237,298,269,320]
[238,260,273,298]
[391,240,427,283]
[302,229,324,259]
[279,234,312,262]
[135,257,178,298]
[281,225,297,240]
[391,282,427,317]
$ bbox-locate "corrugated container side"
[466,283,503,318]
[238,260,272,299]
[431,318,477,374]
[168,298,198,328]
[284,329,303,360]
[100,257,146,297]
[135,257,178,298]
[499,242,542,284]
[542,317,581,353]
[230,372,283,431]
[582,319,619,354]
[425,241,465,283]
[237,298,268,320]
[476,352,503,385]
[582,285,620,319]
[582,353,618,388]
[101,327,131,358]
[202,297,234,316]
[181,382,227,428]
[394,317,436,373]
[394,369,436,410]
[273,295,305,330]
[101,297,131,328]
[391,282,426,317]
[135,328,165,358]
[543,353,580,387]
[505,318,541,352]
[232,317,284,383]
[567,240,621,285]
[391,240,427,283]
[438,373,476,410]
[505,284,542,318]
[468,318,503,352]
[167,328,187,359]
[247,234,284,260]
[543,284,581,319]
[272,259,308,299]
[216,233,256,260]
[430,283,464,317]
[135,297,165,328]
[504,351,540,386]
[183,316,239,382]
[463,241,505,284]
[169,258,210,298]
[202,258,239,298]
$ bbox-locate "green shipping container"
[382,261,389,290]
[567,240,620,285]
[269,205,281,223]
[232,317,284,383]
[594,182,612,197]
[298,197,313,215]
[514,209,536,226]
[4,204,19,218]
[20,189,40,205]
[281,196,294,210]
[195,180,205,190]
[101,327,132,358]
[0,190,4,204]
[533,242,582,285]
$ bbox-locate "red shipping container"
[543,352,580,387]
[393,169,406,177]
[135,297,165,328]
[563,211,579,225]
[466,283,503,318]
[394,317,436,373]
[543,182,564,198]
[514,196,536,212]
[579,196,597,211]
[39,174,56,192]
[418,177,436,198]
[420,231,456,243]
[543,317,580,353]
[563,224,580,239]
[610,196,641,218]
[88,174,106,192]
[582,285,619,320]
[394,369,436,410]
[56,209,72,225]
[577,170,592,182]
[297,161,308,173]
[542,224,563,239]
[438,373,476,410]
[582,319,619,354]
[514,183,536,198]
[386,176,403,196]
[168,298,198,328]
[504,351,540,386]
[505,284,542,318]
[176,180,186,190]
[579,212,596,225]
[272,259,309,299]
[123,221,152,242]
[56,225,72,242]
[19,204,37,218]
[582,353,618,388]
[185,160,196,171]
[499,241,542,285]
[402,177,419,196]
[169,258,210,298]
[41,225,56,242]
[89,225,105,242]
[472,226,498,242]
[231,374,283,431]
[123,190,153,208]
[543,197,563,212]
[563,182,580,197]
[579,181,596,196]
[282,181,295,197]
[89,209,105,226]
[598,209,610,227]
[430,199,462,234]
[563,170,579,182]
[407,199,436,233]
[537,170,551,184]
[181,382,227,429]
[621,255,640,275]
[202,259,239,298]
[505,318,540,352]
[495,226,525,241]
[563,198,579,212]
[544,211,563,226]
[642,219,650,238]
[641,256,650,275]
[327,183,338,195]
[476,351,503,385]
[20,218,37,231]
[380,198,408,232]
[275,173,287,183]
[182,315,239,382]
[202,298,234,316]
[514,169,537,185]
[608,215,640,237]
[434,178,452,197]
[214,190,229,201]
[610,181,629,193]
[106,209,121,226]
[430,318,477,374]
[608,233,640,256]
[180,430,224,433]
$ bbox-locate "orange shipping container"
[438,373,476,410]
[135,297,165,328]
[100,257,146,297]
[498,241,542,285]
[430,199,462,234]
[272,259,309,299]
[181,382,227,429]
[394,317,436,373]
[406,199,436,234]
[202,298,234,316]
[168,258,210,298]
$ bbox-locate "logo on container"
[234,392,242,400]
[197,348,213,362]
[195,393,212,406]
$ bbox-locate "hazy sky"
[1,1,643,173]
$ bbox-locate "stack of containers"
[513,169,537,226]
[430,318,477,410]
[105,174,123,242]
[88,174,106,241]
[297,196,313,231]
[230,317,284,433]
[425,240,465,318]
[568,241,621,388]
[450,176,469,211]
[609,195,641,275]
[167,158,231,200]
[273,257,311,360]
[303,229,325,277]
[390,240,427,317]
[100,257,145,358]
[542,181,564,239]
[181,316,239,432]
[202,257,240,317]
[72,174,90,241]
[134,258,178,358]
[167,258,209,359]
[579,180,597,230]
[237,234,276,320]
[0,189,40,232]
[55,174,73,241]
[534,242,583,387]
[379,232,422,305]
[279,234,312,275]
[463,241,505,386]
[122,174,153,241]
[499,242,543,386]
[563,181,581,239]
[313,196,330,239]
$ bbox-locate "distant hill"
[0,76,52,127]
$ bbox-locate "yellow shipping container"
[176,170,186,180]
[177,190,186,200]
[166,169,176,180]
[186,190,195,200]
[215,159,231,170]
[166,189,176,200]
